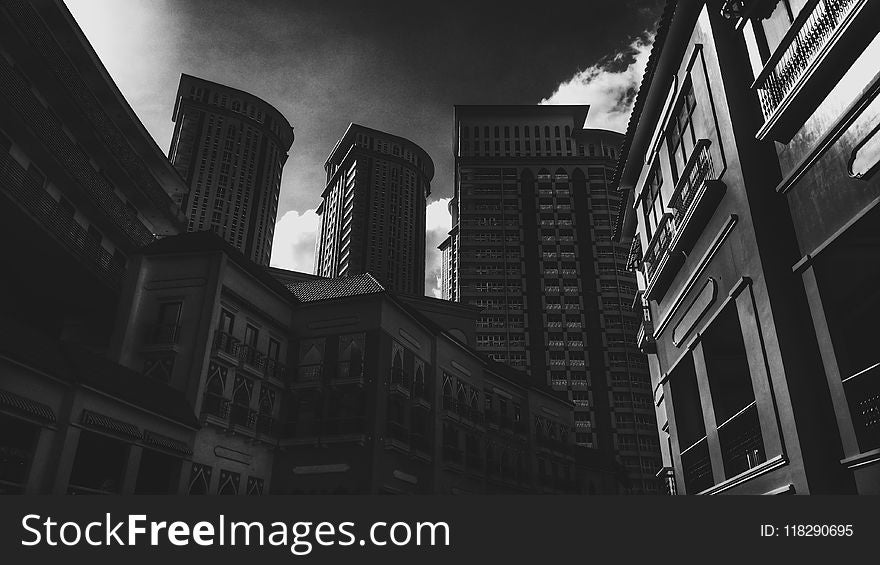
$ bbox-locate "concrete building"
[168,73,294,266]
[314,123,433,296]
[0,0,190,493]
[440,105,662,493]
[615,0,879,494]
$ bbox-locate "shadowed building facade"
[168,74,294,266]
[616,0,879,494]
[440,105,662,493]
[314,124,433,296]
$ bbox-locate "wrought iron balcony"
[753,0,868,140]
[264,358,287,381]
[237,344,265,369]
[213,330,239,356]
[642,140,724,299]
[843,361,880,453]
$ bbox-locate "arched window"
[544,126,551,137]
[554,126,560,137]
[565,125,571,137]
[188,464,211,495]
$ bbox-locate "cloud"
[425,198,452,298]
[270,209,320,273]
[540,33,654,133]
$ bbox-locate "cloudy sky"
[64,0,662,297]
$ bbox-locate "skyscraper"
[168,74,294,266]
[440,105,661,493]
[314,123,433,295]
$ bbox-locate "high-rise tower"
[314,123,433,295]
[440,105,661,493]
[168,74,294,266]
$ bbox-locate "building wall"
[446,106,661,493]
[169,74,294,266]
[315,125,433,296]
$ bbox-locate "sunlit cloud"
[270,209,320,273]
[541,33,654,132]
[425,198,452,298]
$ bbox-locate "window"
[640,162,664,241]
[667,78,697,183]
[244,324,259,347]
[219,309,235,334]
[267,338,280,361]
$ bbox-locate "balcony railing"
[718,402,765,478]
[213,331,239,356]
[237,344,264,369]
[681,437,714,494]
[753,0,861,135]
[842,361,880,453]
[148,323,181,345]
[0,153,126,287]
[642,140,723,296]
[264,358,287,381]
[293,365,323,388]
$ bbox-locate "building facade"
[314,123,433,296]
[616,0,879,494]
[440,105,661,493]
[168,73,294,266]
[0,0,192,494]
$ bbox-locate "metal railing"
[643,140,715,284]
[754,0,859,123]
[202,393,230,420]
[681,437,714,494]
[213,331,239,356]
[718,402,765,478]
[843,361,880,453]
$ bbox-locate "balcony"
[0,153,126,288]
[255,413,277,436]
[292,365,323,390]
[213,330,239,357]
[636,319,656,354]
[229,403,256,429]
[681,437,714,494]
[201,393,230,426]
[842,361,880,453]
[237,344,264,371]
[333,361,364,386]
[643,140,725,300]
[717,402,766,478]
[264,358,286,382]
[319,416,367,443]
[752,0,875,141]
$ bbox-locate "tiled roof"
[611,0,678,241]
[612,0,679,189]
[286,273,386,302]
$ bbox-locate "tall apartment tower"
[440,105,661,493]
[168,74,294,266]
[314,123,433,295]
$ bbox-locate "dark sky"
[66,0,664,289]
